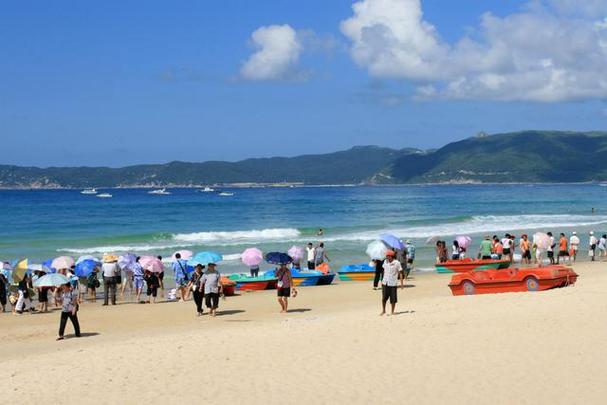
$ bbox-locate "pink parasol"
[172,250,193,261]
[52,256,75,270]
[241,248,263,267]
[533,232,551,250]
[287,245,305,261]
[139,256,164,273]
[456,235,472,249]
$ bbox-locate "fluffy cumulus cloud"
[340,0,607,102]
[240,24,302,81]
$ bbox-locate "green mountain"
[0,146,421,188]
[2,131,607,188]
[388,131,607,183]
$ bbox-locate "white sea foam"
[57,215,607,255]
[172,228,301,245]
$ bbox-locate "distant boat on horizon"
[200,186,215,193]
[148,188,171,195]
[81,188,97,195]
[96,193,112,198]
[218,192,234,197]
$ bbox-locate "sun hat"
[103,254,118,263]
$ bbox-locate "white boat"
[148,188,171,195]
[81,188,98,195]
[200,187,215,193]
[96,193,113,198]
[218,192,234,197]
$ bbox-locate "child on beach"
[144,270,160,304]
[380,250,402,316]
[275,263,296,313]
[201,263,223,317]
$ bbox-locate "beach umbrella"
[12,259,28,283]
[28,264,46,273]
[189,252,223,266]
[42,258,56,273]
[380,233,405,250]
[118,254,137,270]
[139,256,164,273]
[33,273,70,288]
[533,232,551,250]
[456,236,472,249]
[241,248,263,267]
[287,246,305,261]
[75,259,99,278]
[264,252,293,265]
[76,255,99,265]
[172,250,193,261]
[52,256,75,270]
[366,240,388,260]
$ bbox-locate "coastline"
[2,262,606,404]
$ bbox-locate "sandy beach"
[2,262,606,404]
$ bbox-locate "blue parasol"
[189,252,223,266]
[33,273,70,288]
[380,233,405,250]
[265,252,293,265]
[75,259,99,278]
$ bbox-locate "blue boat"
[264,268,323,287]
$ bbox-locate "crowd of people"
[435,230,607,266]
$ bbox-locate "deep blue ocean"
[1,185,606,273]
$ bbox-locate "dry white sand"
[1,262,606,404]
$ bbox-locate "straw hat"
[103,254,118,263]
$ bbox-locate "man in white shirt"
[102,255,119,306]
[569,231,580,262]
[306,243,315,270]
[589,231,598,261]
[381,250,402,316]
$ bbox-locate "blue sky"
[1,0,606,167]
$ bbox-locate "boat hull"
[436,259,511,274]
[235,281,269,291]
[317,274,336,285]
[292,276,321,287]
[448,266,578,296]
[337,272,375,281]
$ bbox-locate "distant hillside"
[388,131,607,183]
[0,146,421,188]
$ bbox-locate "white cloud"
[341,0,607,102]
[240,24,302,81]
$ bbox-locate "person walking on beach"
[314,242,330,267]
[144,270,160,304]
[372,258,384,290]
[547,232,555,264]
[479,236,493,260]
[57,283,80,340]
[570,232,580,262]
[102,255,119,306]
[132,257,145,303]
[405,240,415,277]
[189,264,205,316]
[557,233,569,264]
[0,273,7,313]
[172,253,189,302]
[201,263,223,317]
[16,274,34,314]
[520,235,531,265]
[306,243,315,270]
[276,263,296,313]
[87,268,100,302]
[589,231,598,261]
[380,250,401,316]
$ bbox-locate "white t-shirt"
[102,262,119,278]
[589,235,598,246]
[502,238,512,250]
[306,247,315,262]
[382,260,402,287]
[570,235,580,250]
[547,237,554,252]
[599,237,606,250]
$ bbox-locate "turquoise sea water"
[1,185,606,273]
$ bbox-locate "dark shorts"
[481,255,492,260]
[158,272,164,281]
[307,261,315,270]
[502,248,511,255]
[146,287,157,297]
[277,287,291,297]
[452,254,459,260]
[407,258,414,264]
[547,251,554,258]
[205,292,219,309]
[38,289,49,302]
[522,251,531,259]
[382,285,397,304]
[558,250,569,257]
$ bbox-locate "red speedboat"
[448,265,578,296]
[436,258,511,274]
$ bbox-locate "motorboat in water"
[200,187,215,192]
[218,192,234,197]
[148,188,171,195]
[80,188,98,195]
